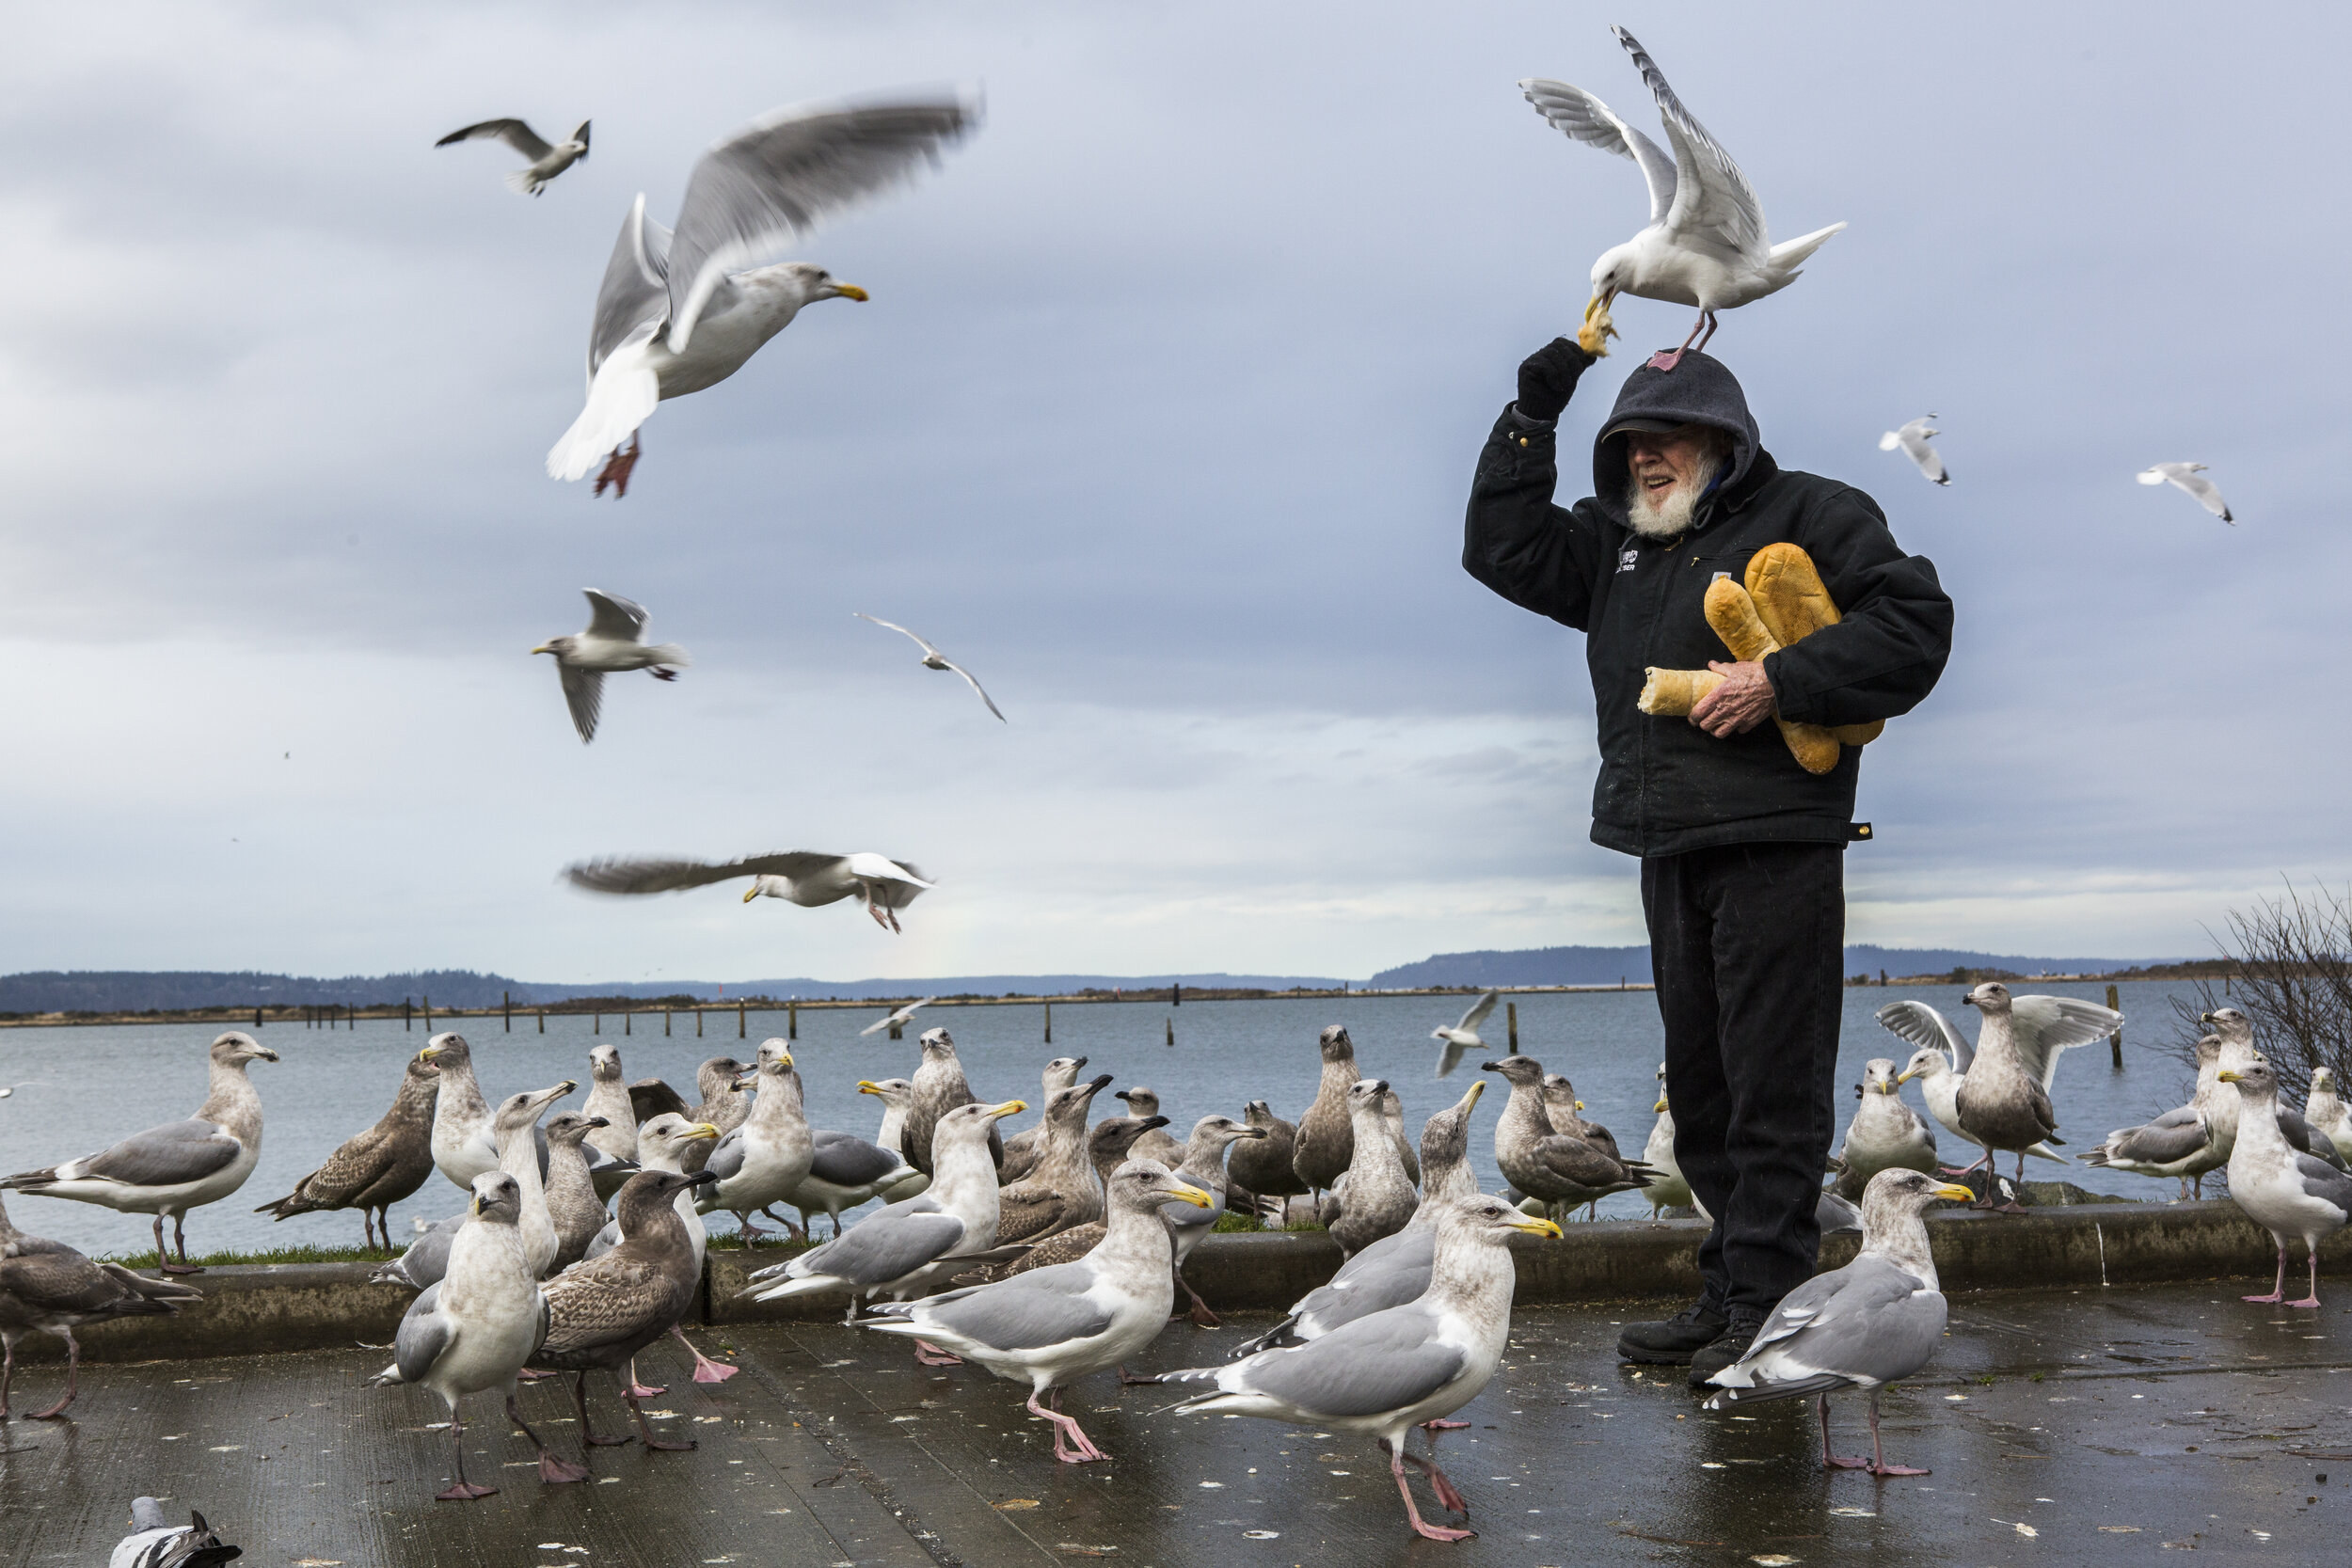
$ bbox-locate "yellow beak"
[857,1081,883,1096]
[1894,1069,1916,1085]
[1510,1214,1565,1239]
[417,1045,441,1061]
[2217,1069,2242,1084]
[531,642,553,655]
[688,1121,722,1142]
[775,1052,793,1069]
[1931,1182,1977,1202]
[1654,1096,1669,1114]
[469,1194,485,1216]
[987,1100,1028,1118]
[834,283,870,302]
[742,885,760,903]
[1164,1181,1215,1210]
[1574,1101,1585,1112]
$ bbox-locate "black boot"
[1615,1301,1728,1365]
[1687,1307,1767,1389]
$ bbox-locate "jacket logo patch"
[1617,547,1640,574]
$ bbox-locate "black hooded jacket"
[1463,349,1952,858]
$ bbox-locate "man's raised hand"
[1516,338,1596,422]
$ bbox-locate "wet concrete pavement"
[6,1282,2346,1567]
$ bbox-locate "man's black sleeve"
[1462,409,1609,631]
[1765,485,1954,727]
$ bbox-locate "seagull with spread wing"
[2137,462,2234,522]
[1880,417,1950,485]
[547,89,978,498]
[860,997,938,1037]
[1430,990,1500,1079]
[1879,990,2117,1189]
[1519,25,1844,371]
[564,849,933,933]
[436,117,591,196]
[854,613,1006,721]
[532,590,690,744]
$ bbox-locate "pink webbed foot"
[436,1481,498,1502]
[593,436,641,499]
[516,1368,561,1383]
[1644,350,1686,373]
[1822,1453,1874,1470]
[913,1340,964,1368]
[1869,1461,1932,1477]
[2286,1296,2324,1310]
[2243,1292,2286,1305]
[1420,1419,1470,1432]
[26,1396,76,1421]
[626,1382,666,1399]
[539,1450,590,1484]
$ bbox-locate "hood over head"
[1590,351,1762,521]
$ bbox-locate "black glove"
[1515,337,1594,423]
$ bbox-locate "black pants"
[1642,841,1845,1316]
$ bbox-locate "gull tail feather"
[548,343,660,482]
[1768,221,1846,274]
[504,167,543,197]
[1701,1370,1854,1408]
[644,642,691,669]
[1228,1316,1301,1358]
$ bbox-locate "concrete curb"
[28,1200,2349,1363]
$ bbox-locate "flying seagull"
[1519,26,1843,372]
[564,849,932,932]
[532,590,690,745]
[860,997,938,1037]
[1430,990,1500,1079]
[435,118,591,196]
[547,89,979,498]
[2137,462,2233,523]
[1879,417,1949,485]
[853,613,1006,721]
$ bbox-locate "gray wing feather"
[380,1212,463,1289]
[2280,1108,2350,1170]
[1874,1000,1973,1073]
[2011,996,2122,1088]
[1237,1305,1467,1418]
[588,194,673,378]
[566,849,840,895]
[582,590,648,641]
[800,1205,963,1286]
[2292,1151,2352,1215]
[2104,1109,2207,1166]
[1290,1227,1433,1334]
[664,91,978,351]
[1741,1256,1945,1386]
[807,1132,904,1187]
[704,1127,748,1183]
[1614,27,1765,261]
[919,1267,1116,1351]
[391,1287,451,1384]
[1518,78,1677,227]
[437,119,553,160]
[557,662,603,745]
[78,1121,242,1187]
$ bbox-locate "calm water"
[0,980,2217,1259]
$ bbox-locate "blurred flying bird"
[435,118,591,196]
[1879,417,1949,485]
[854,614,1006,721]
[532,590,690,745]
[565,850,932,933]
[2137,462,2233,523]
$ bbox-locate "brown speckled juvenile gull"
[1292,1025,1359,1198]
[0,1194,200,1418]
[256,1053,437,1249]
[999,1056,1088,1186]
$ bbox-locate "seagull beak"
[689,1121,722,1142]
[1654,1096,1669,1113]
[988,1100,1027,1119]
[531,642,553,655]
[470,1194,485,1217]
[857,1081,883,1096]
[734,1069,758,1089]
[1574,1100,1585,1111]
[1894,1069,1916,1085]
[1931,1182,1977,1203]
[833,283,869,302]
[742,886,761,903]
[1510,1214,1565,1239]
[1163,1181,1216,1210]
[2217,1069,2242,1084]
[2198,1011,2215,1025]
[417,1045,441,1061]
[254,1046,280,1063]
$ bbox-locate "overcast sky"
[1,2,2342,985]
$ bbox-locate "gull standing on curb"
[854,614,1007,721]
[698,1042,815,1241]
[0,1195,201,1419]
[532,590,689,745]
[1518,26,1844,371]
[1881,990,2116,1188]
[2217,1058,2352,1308]
[547,90,979,497]
[254,1054,438,1250]
[2306,1068,2352,1162]
[1704,1168,1977,1476]
[565,848,933,933]
[1162,1196,1562,1542]
[436,117,589,195]
[2082,1034,2229,1199]
[1831,1059,1939,1198]
[2,1033,277,1273]
[579,1114,730,1389]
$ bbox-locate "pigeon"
[436,118,590,195]
[854,614,1006,721]
[1879,416,1949,484]
[532,590,690,744]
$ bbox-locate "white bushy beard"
[1626,445,1725,541]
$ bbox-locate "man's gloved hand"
[1516,338,1595,423]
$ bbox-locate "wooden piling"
[739,1000,746,1038]
[503,990,511,1033]
[2107,982,2123,1068]
[788,1001,797,1041]
[1166,1016,1175,1047]
[255,1005,263,1029]
[422,994,431,1033]
[625,1011,631,1037]
[405,999,411,1033]
[1507,1001,1518,1053]
[664,1009,672,1037]
[537,1009,545,1035]
[696,1008,703,1037]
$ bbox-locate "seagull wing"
[1518,78,1677,227]
[556,663,604,745]
[940,660,1006,721]
[437,119,554,161]
[581,589,649,641]
[627,1080,693,1124]
[588,194,674,381]
[854,612,942,658]
[69,1120,244,1188]
[1718,1255,1944,1392]
[796,1203,965,1288]
[663,89,979,353]
[1457,990,1500,1033]
[564,850,845,895]
[1227,1301,1468,1418]
[2174,470,2234,521]
[390,1286,453,1385]
[898,1264,1117,1350]
[1874,1000,1974,1073]
[1613,26,1766,261]
[1897,423,1948,484]
[2010,996,2122,1091]
[806,1134,906,1188]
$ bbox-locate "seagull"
[1831,1059,1939,1198]
[109,1497,241,1568]
[2217,1057,2352,1308]
[785,1130,919,1240]
[564,848,933,933]
[2138,462,2233,522]
[1703,1168,1977,1476]
[1431,990,1499,1078]
[546,89,978,498]
[696,1041,815,1241]
[1162,1196,1562,1542]
[1878,992,2115,1181]
[1642,1066,1695,1215]
[2306,1068,2352,1162]
[0,1195,202,1419]
[435,118,590,195]
[1,1032,277,1273]
[1879,416,1949,485]
[532,590,690,745]
[860,996,939,1037]
[851,613,1007,721]
[1519,26,1844,372]
[997,1055,1089,1185]
[253,1054,439,1250]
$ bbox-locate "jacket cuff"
[1507,404,1558,434]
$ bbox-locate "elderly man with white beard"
[1461,340,1952,1389]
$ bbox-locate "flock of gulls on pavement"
[0,21,2296,1559]
[2,977,2346,1546]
